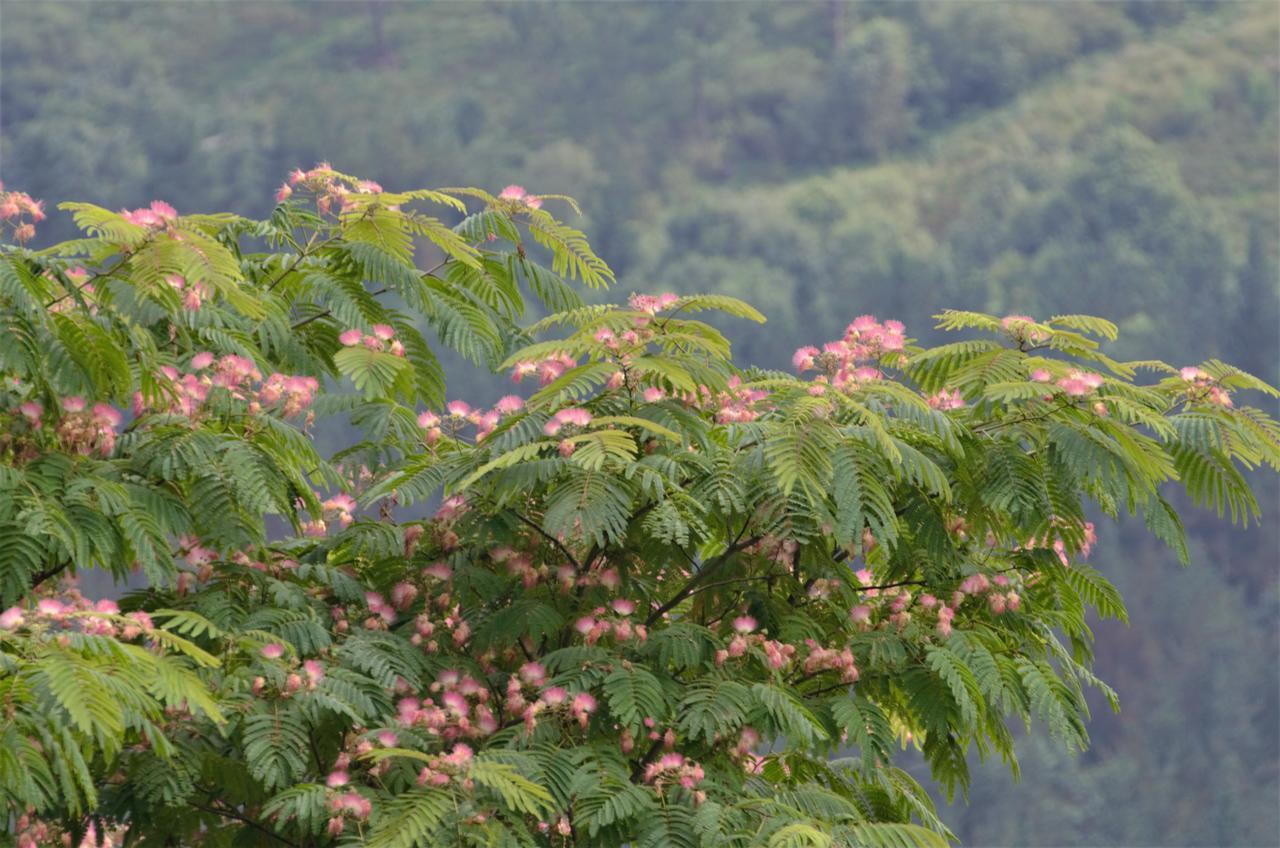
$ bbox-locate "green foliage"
[1,172,1276,848]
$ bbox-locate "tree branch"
[646,529,760,626]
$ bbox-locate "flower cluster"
[119,200,178,230]
[497,184,543,210]
[713,616,797,671]
[511,352,577,385]
[396,670,499,741]
[11,813,126,848]
[280,163,385,215]
[642,751,706,799]
[0,183,46,244]
[543,406,593,437]
[1179,366,1233,407]
[51,396,123,457]
[0,588,153,642]
[792,315,906,392]
[132,354,317,421]
[339,324,405,357]
[416,396,524,444]
[627,292,680,315]
[1055,369,1104,397]
[164,273,209,311]
[1023,519,1097,567]
[572,601,647,646]
[1001,314,1050,345]
[801,639,860,682]
[325,788,373,837]
[927,388,965,410]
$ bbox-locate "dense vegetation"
[3,170,1276,847]
[2,2,1277,844]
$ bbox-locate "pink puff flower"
[0,607,24,629]
[1057,376,1090,396]
[339,329,363,346]
[611,599,636,616]
[191,351,215,370]
[61,396,86,413]
[446,400,472,418]
[499,185,527,201]
[642,387,665,402]
[792,346,820,372]
[372,324,396,341]
[37,599,67,617]
[1030,369,1052,383]
[326,770,349,788]
[303,659,326,685]
[261,643,285,659]
[92,403,123,427]
[570,692,598,723]
[544,406,594,436]
[18,401,42,422]
[150,200,178,221]
[732,615,757,634]
[494,395,524,415]
[1180,366,1206,382]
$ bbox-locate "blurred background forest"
[2,1,1277,844]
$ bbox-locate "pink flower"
[499,185,527,201]
[327,770,349,788]
[0,607,24,629]
[92,403,123,427]
[331,792,372,820]
[94,599,120,614]
[446,400,472,418]
[1180,366,1206,382]
[372,324,395,341]
[339,329,363,346]
[792,346,820,372]
[570,692,598,723]
[261,643,285,659]
[37,599,67,617]
[191,351,215,370]
[494,395,524,415]
[927,388,965,410]
[849,605,872,625]
[732,615,757,634]
[1030,369,1052,382]
[642,387,665,402]
[542,686,568,706]
[304,659,326,685]
[544,406,594,436]
[1056,376,1090,396]
[18,401,42,422]
[61,396,86,413]
[519,662,547,685]
[611,599,636,616]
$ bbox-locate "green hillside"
[628,3,1277,377]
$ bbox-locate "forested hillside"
[3,2,1276,844]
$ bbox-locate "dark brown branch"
[645,529,760,626]
[506,508,581,572]
[186,800,296,847]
